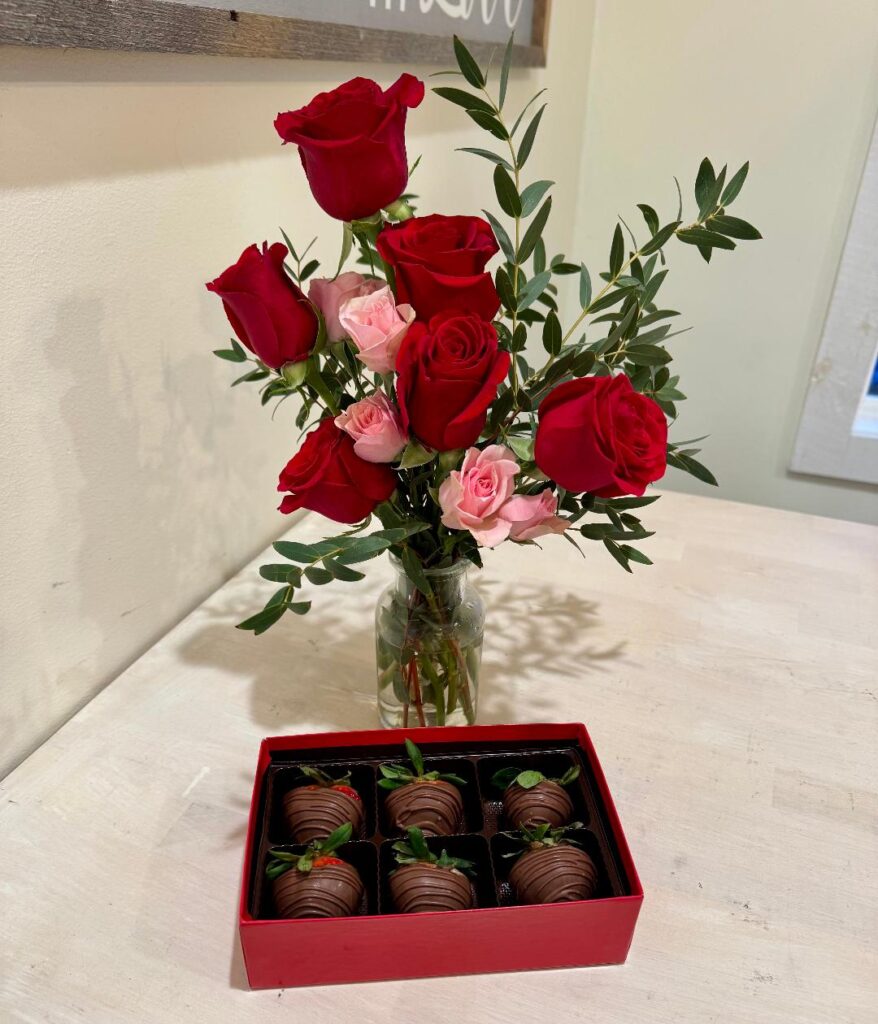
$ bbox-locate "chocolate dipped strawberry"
[283,765,363,844]
[506,822,598,905]
[492,764,580,829]
[389,826,475,914]
[267,823,364,919]
[379,738,466,837]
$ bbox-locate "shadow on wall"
[177,572,627,734]
[0,43,518,188]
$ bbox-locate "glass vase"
[375,555,484,728]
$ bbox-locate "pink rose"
[502,491,569,542]
[438,445,520,548]
[339,285,415,375]
[309,272,381,343]
[334,392,407,463]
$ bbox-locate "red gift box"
[238,722,643,988]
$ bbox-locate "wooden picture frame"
[0,0,550,67]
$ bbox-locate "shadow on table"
[179,575,627,737]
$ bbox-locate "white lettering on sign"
[369,0,526,29]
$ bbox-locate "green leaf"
[517,270,551,311]
[456,147,513,171]
[667,450,718,486]
[406,825,431,860]
[640,268,668,307]
[579,264,592,308]
[625,345,672,367]
[288,601,312,616]
[516,770,545,789]
[237,603,287,634]
[533,237,546,274]
[453,35,485,88]
[516,104,546,167]
[493,164,522,217]
[621,545,653,566]
[609,224,624,277]
[694,157,716,212]
[432,86,494,114]
[707,214,762,240]
[231,367,269,386]
[273,540,318,563]
[322,822,353,852]
[499,33,514,109]
[517,196,552,263]
[335,536,394,565]
[676,227,736,251]
[587,287,633,315]
[398,440,436,469]
[299,259,319,282]
[213,347,247,363]
[304,566,333,585]
[322,558,365,582]
[491,766,521,789]
[259,564,300,584]
[603,538,633,573]
[401,546,433,598]
[466,109,508,140]
[519,180,553,217]
[507,435,534,461]
[639,220,681,256]
[483,210,515,263]
[720,161,749,206]
[542,310,562,355]
[637,203,660,236]
[510,88,546,136]
[495,265,516,312]
[335,220,353,277]
[405,738,425,776]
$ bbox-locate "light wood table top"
[2,492,876,1023]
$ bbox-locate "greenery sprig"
[501,821,584,856]
[491,764,579,791]
[265,821,353,879]
[392,826,475,876]
[377,738,467,791]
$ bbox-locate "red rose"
[395,313,510,452]
[274,74,424,222]
[278,418,396,524]
[376,214,500,322]
[206,242,318,369]
[535,375,668,497]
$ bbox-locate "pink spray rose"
[334,392,407,463]
[438,445,520,548]
[309,272,382,343]
[338,284,415,374]
[502,491,569,542]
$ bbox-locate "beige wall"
[0,4,597,777]
[576,0,878,525]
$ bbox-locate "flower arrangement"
[205,36,761,727]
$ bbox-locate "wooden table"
[2,492,876,1023]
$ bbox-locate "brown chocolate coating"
[272,862,364,919]
[503,779,574,829]
[509,844,598,905]
[283,787,363,844]
[385,780,463,837]
[390,863,473,914]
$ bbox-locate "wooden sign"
[0,0,550,67]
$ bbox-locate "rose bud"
[438,446,520,548]
[503,491,568,542]
[206,242,318,370]
[535,375,668,497]
[334,393,407,464]
[278,418,396,524]
[274,74,424,223]
[395,313,510,452]
[309,273,382,344]
[338,285,415,375]
[376,214,501,323]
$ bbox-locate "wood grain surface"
[0,491,875,1022]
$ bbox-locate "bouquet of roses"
[205,36,760,727]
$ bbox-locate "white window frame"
[791,115,878,486]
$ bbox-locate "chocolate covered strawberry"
[267,823,364,919]
[505,822,598,905]
[492,764,579,828]
[283,765,363,843]
[379,738,466,836]
[389,826,475,913]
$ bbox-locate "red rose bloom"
[206,242,318,369]
[535,375,668,497]
[376,214,500,322]
[278,418,396,524]
[274,74,424,222]
[395,312,510,452]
